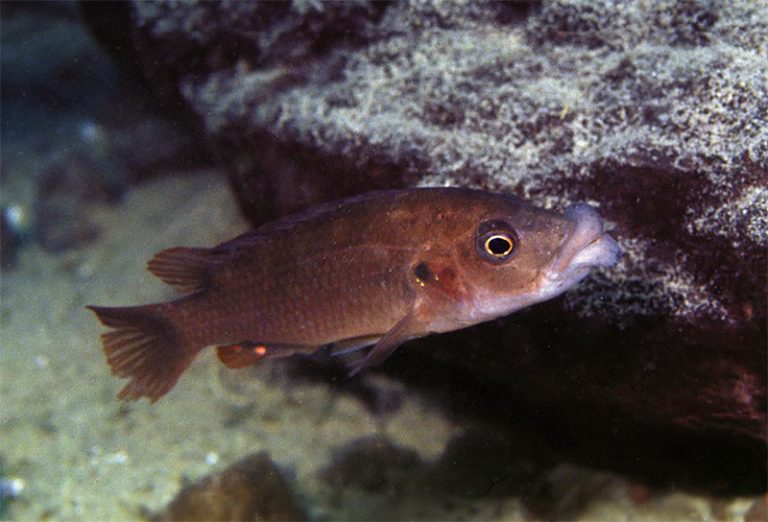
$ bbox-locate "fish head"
[451,196,621,323]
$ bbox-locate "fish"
[88,188,621,402]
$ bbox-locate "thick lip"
[547,203,621,278]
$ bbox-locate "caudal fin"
[87,304,196,402]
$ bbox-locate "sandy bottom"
[0,170,761,520]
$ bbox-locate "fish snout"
[548,203,621,281]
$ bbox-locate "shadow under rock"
[282,306,767,497]
[378,316,767,497]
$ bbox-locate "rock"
[34,151,115,253]
[2,3,210,254]
[320,435,423,496]
[0,2,116,143]
[154,452,306,522]
[0,207,23,271]
[32,115,208,254]
[746,495,768,522]
[0,456,24,520]
[419,427,548,498]
[82,0,767,491]
[320,430,761,519]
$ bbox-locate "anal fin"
[216,342,313,369]
[217,342,270,369]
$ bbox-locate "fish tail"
[86,303,198,402]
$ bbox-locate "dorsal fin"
[147,233,268,293]
[147,247,214,293]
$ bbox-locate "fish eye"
[485,235,514,256]
[476,220,518,263]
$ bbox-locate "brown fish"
[88,188,620,402]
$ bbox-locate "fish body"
[88,188,620,402]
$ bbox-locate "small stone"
[0,207,21,271]
[155,452,306,522]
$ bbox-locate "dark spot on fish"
[413,262,432,283]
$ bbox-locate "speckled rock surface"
[84,0,767,490]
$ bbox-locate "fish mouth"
[540,203,621,296]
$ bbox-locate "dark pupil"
[413,262,432,282]
[488,236,511,255]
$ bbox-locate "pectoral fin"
[348,312,423,376]
[331,335,382,356]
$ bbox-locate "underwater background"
[1,1,766,520]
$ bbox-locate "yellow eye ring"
[484,234,514,257]
[475,220,518,264]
